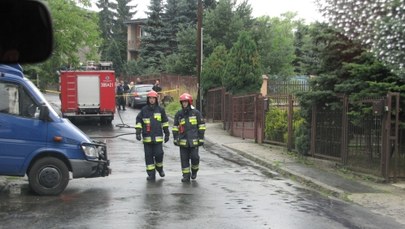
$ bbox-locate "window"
[0,82,39,118]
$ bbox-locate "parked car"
[127,84,154,108]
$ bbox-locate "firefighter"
[172,93,206,182]
[135,90,170,181]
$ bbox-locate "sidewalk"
[204,122,405,226]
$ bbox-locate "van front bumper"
[70,159,111,178]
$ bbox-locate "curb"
[204,138,348,199]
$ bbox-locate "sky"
[89,0,324,23]
[245,0,324,22]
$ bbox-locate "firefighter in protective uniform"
[172,93,206,182]
[135,90,170,181]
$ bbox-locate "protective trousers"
[144,143,164,179]
[180,147,200,180]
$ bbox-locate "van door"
[0,81,47,176]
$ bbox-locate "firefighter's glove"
[164,134,170,143]
[198,140,204,147]
[136,134,142,141]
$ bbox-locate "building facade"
[125,18,147,61]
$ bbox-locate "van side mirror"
[39,104,49,121]
[0,0,53,64]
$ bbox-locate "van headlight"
[81,144,99,159]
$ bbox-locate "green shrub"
[265,107,288,142]
[165,101,181,117]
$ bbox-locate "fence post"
[221,87,225,123]
[287,94,293,151]
[381,94,391,181]
[310,104,317,156]
[341,95,349,164]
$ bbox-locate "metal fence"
[206,87,264,142]
[205,86,405,180]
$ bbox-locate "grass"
[165,101,181,117]
[162,84,197,117]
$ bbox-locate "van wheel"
[28,157,69,196]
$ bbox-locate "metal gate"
[311,93,403,180]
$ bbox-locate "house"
[125,18,147,61]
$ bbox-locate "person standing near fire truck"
[116,80,126,110]
[172,93,206,182]
[135,90,170,181]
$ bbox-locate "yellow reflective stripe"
[182,167,190,173]
[199,139,204,143]
[155,136,163,142]
[162,122,169,128]
[199,124,206,130]
[191,164,199,170]
[180,119,185,125]
[172,126,179,132]
[143,118,150,124]
[189,116,197,125]
[135,123,142,128]
[146,164,155,170]
[179,139,187,146]
[156,162,163,168]
[143,137,152,143]
[192,139,199,145]
[154,113,162,121]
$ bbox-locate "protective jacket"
[172,106,205,147]
[136,104,169,144]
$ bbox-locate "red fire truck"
[59,62,116,124]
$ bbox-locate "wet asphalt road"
[0,94,403,229]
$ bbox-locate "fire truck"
[59,61,116,124]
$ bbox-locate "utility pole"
[196,0,203,114]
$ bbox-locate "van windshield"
[25,78,60,119]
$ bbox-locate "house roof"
[124,18,147,24]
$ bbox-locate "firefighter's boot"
[181,173,190,182]
[191,169,198,180]
[156,167,165,177]
[146,170,156,181]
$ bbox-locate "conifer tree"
[317,0,405,76]
[96,0,117,57]
[223,31,262,94]
[140,0,167,72]
[115,0,137,61]
[201,45,228,95]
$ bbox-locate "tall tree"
[178,0,198,25]
[35,0,101,84]
[96,0,117,58]
[223,31,262,94]
[293,22,313,75]
[140,0,167,72]
[163,25,197,75]
[317,0,405,76]
[105,40,124,75]
[203,0,217,9]
[112,0,137,76]
[115,0,137,55]
[203,0,251,56]
[201,45,228,95]
[251,13,296,78]
[162,0,182,55]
